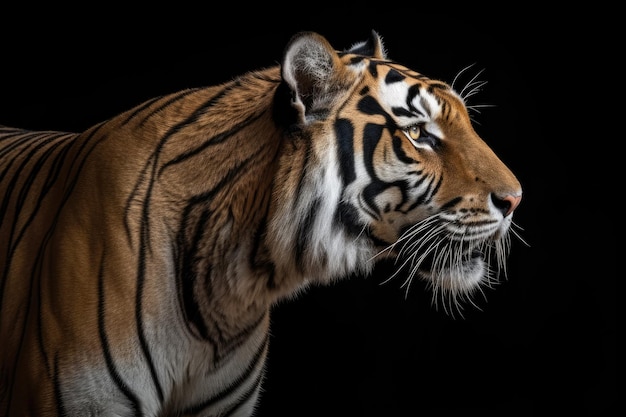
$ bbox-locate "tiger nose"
[493,194,522,217]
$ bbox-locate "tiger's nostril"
[492,194,522,217]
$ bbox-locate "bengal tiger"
[0,31,522,416]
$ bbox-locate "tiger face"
[271,31,522,307]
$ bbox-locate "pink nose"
[503,194,522,217]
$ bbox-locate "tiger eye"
[407,125,421,140]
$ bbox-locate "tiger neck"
[264,128,376,299]
[166,125,374,315]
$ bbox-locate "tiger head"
[269,31,522,308]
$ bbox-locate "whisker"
[398,223,445,261]
[451,64,493,128]
[466,104,497,116]
[373,205,524,318]
[510,222,530,247]
[379,216,445,288]
[466,104,496,109]
[369,216,440,263]
[451,62,477,91]
[463,79,488,97]
[458,67,486,101]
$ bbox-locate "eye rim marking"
[399,123,441,150]
[401,123,424,148]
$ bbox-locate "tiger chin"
[0,31,522,416]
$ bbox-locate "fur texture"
[0,31,522,416]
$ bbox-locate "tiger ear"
[345,30,387,59]
[281,32,352,123]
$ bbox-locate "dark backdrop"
[0,8,615,417]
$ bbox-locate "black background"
[0,8,615,417]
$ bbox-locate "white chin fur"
[420,256,485,295]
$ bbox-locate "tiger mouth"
[412,247,487,293]
[414,245,482,271]
[380,221,502,297]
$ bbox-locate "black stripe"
[362,181,389,221]
[155,82,238,155]
[391,105,415,118]
[335,118,356,186]
[213,310,268,366]
[119,95,164,126]
[249,214,276,290]
[0,129,39,160]
[441,195,463,211]
[120,89,198,127]
[175,152,259,341]
[295,197,321,267]
[158,110,267,175]
[53,352,67,416]
[0,132,65,231]
[357,94,384,116]
[406,84,424,116]
[427,82,449,92]
[385,68,406,84]
[367,60,378,77]
[333,201,363,238]
[6,135,72,255]
[181,329,269,415]
[177,206,213,340]
[391,134,417,164]
[135,223,164,403]
[290,137,312,237]
[421,174,442,207]
[362,122,384,179]
[98,251,143,415]
[220,369,265,417]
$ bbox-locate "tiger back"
[0,31,522,416]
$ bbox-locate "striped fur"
[0,31,522,416]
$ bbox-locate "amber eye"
[402,124,422,144]
[406,125,421,140]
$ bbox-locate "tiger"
[0,30,522,416]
